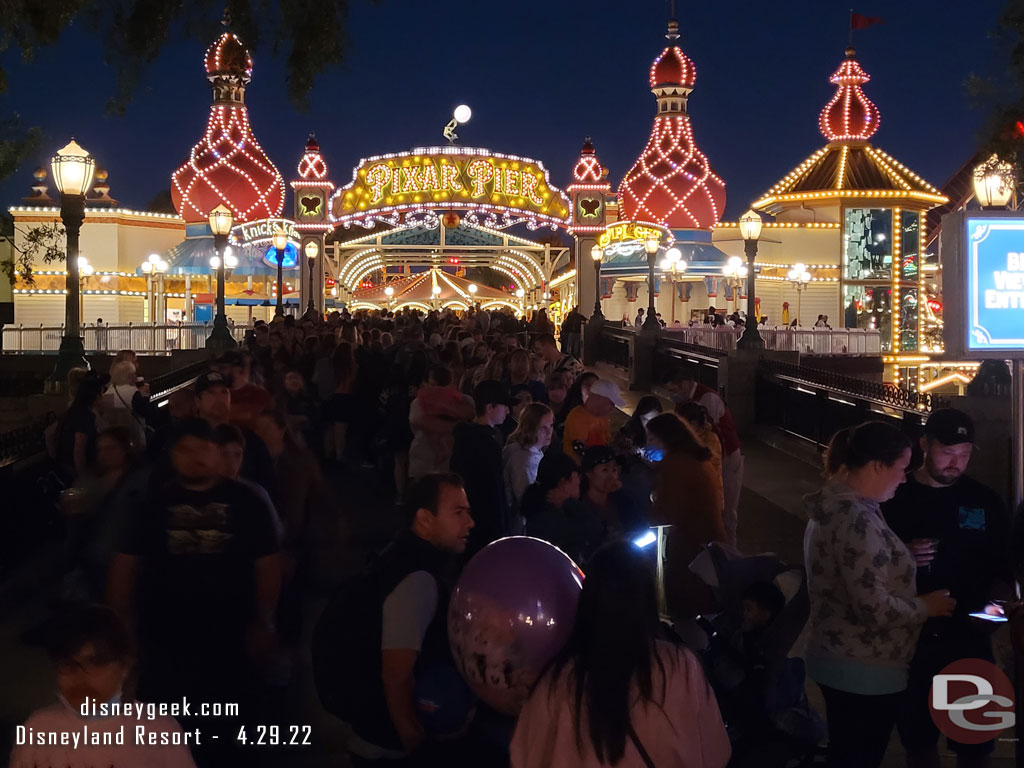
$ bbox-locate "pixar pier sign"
[330,147,571,226]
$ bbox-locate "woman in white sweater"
[502,403,555,518]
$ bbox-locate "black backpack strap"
[627,723,656,768]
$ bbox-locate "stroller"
[689,543,826,767]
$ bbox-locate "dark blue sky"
[1,1,1004,220]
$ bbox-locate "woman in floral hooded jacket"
[804,421,956,768]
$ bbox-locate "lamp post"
[304,240,319,315]
[642,234,662,331]
[77,257,94,326]
[973,156,1015,209]
[590,244,605,320]
[432,283,442,310]
[47,139,96,391]
[736,208,765,349]
[141,253,168,323]
[721,256,748,317]
[384,284,395,309]
[516,287,526,316]
[272,227,288,317]
[659,247,687,325]
[787,263,811,327]
[206,204,236,351]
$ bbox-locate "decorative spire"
[297,133,329,180]
[570,136,608,187]
[819,46,880,142]
[618,26,725,230]
[171,32,284,224]
[23,167,55,205]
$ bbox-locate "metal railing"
[660,325,883,356]
[2,322,251,354]
[756,359,936,448]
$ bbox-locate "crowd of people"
[9,301,1022,768]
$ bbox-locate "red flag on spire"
[851,12,884,30]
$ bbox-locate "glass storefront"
[842,284,892,347]
[844,208,892,280]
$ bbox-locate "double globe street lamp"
[660,247,687,325]
[47,139,96,391]
[787,263,812,327]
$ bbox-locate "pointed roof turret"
[819,47,880,142]
[170,31,285,224]
[618,19,726,229]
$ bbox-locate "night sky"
[0,1,1005,222]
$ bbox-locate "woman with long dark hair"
[618,395,662,451]
[805,421,955,768]
[645,413,725,621]
[510,541,730,767]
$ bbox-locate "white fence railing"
[1,323,252,354]
[660,325,883,356]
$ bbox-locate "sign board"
[942,210,1024,358]
[597,221,665,251]
[229,218,300,247]
[330,146,571,226]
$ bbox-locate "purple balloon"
[448,536,583,716]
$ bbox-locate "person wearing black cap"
[523,451,605,566]
[450,380,511,552]
[577,446,647,542]
[882,408,1013,768]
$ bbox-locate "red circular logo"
[929,658,1015,744]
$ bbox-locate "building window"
[844,208,893,280]
[843,284,892,352]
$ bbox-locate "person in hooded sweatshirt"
[803,422,957,768]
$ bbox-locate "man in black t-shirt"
[108,419,281,709]
[882,408,1013,767]
[451,381,510,552]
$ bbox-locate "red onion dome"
[819,47,880,142]
[649,46,696,89]
[618,116,725,229]
[205,33,252,81]
[172,32,283,224]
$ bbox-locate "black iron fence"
[756,359,934,447]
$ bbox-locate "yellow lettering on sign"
[334,151,571,222]
[504,168,520,196]
[367,165,392,204]
[597,222,663,249]
[467,160,494,197]
[440,164,463,193]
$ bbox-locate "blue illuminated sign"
[263,241,299,269]
[967,217,1024,351]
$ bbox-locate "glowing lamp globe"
[224,253,239,269]
[515,288,525,299]
[50,140,96,197]
[432,285,442,296]
[666,247,682,263]
[304,240,319,260]
[591,244,603,262]
[738,209,763,242]
[468,284,478,294]
[453,105,472,125]
[141,262,153,275]
[208,204,234,236]
[210,256,222,269]
[973,156,1014,209]
[644,236,661,256]
[384,286,395,298]
[272,228,289,252]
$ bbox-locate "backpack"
[311,564,382,722]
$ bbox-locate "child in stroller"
[691,543,826,767]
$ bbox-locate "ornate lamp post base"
[45,334,88,394]
[205,319,237,354]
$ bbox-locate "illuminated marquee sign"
[331,147,571,227]
[943,212,1024,358]
[597,221,665,250]
[230,218,300,247]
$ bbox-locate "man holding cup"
[882,408,1013,768]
